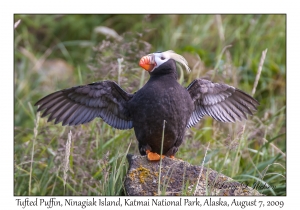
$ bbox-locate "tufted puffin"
[35,50,259,161]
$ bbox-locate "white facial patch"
[150,50,190,72]
[150,52,170,72]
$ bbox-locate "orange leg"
[146,150,165,161]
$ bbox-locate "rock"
[125,155,263,196]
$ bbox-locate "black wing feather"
[35,81,134,130]
[186,79,259,128]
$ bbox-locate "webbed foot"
[146,150,165,161]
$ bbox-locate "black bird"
[35,50,259,161]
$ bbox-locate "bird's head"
[139,50,190,74]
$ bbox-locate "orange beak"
[139,55,156,72]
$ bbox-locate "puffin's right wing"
[35,81,133,129]
[186,79,259,128]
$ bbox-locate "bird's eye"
[161,56,165,60]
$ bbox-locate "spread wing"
[35,81,134,129]
[186,79,259,128]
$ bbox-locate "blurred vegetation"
[14,14,286,196]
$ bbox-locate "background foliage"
[14,14,286,196]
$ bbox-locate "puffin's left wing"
[186,79,259,128]
[35,81,133,129]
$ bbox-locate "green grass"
[14,14,286,196]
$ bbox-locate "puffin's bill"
[139,55,156,71]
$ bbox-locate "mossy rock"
[125,155,263,196]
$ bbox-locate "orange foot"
[170,155,182,161]
[146,150,165,161]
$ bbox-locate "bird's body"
[35,50,259,160]
[128,60,193,156]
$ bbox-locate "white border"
[3,0,298,209]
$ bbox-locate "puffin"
[35,50,259,161]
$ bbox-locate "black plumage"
[186,79,259,127]
[128,60,193,156]
[36,81,133,129]
[35,51,259,160]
